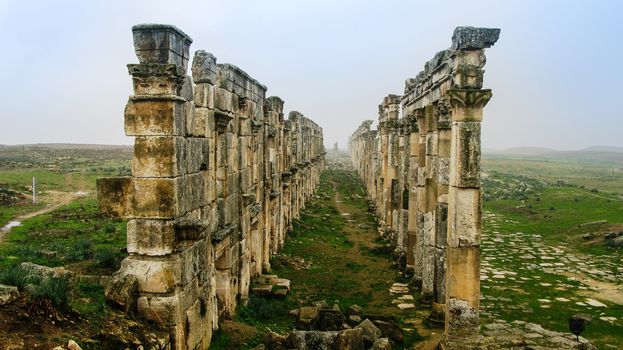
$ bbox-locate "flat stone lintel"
[451,27,500,51]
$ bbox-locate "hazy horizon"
[1,0,621,150]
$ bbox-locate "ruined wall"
[97,24,324,349]
[349,26,499,346]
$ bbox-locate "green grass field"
[481,157,623,348]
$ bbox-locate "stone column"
[98,24,217,349]
[443,26,499,345]
[413,108,426,292]
[405,115,419,270]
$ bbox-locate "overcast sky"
[0,0,621,150]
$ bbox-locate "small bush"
[237,295,289,324]
[95,248,118,269]
[103,223,116,234]
[31,276,70,309]
[0,264,29,291]
[66,239,94,262]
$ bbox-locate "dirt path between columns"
[328,173,442,350]
[211,156,442,349]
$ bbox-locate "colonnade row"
[349,26,500,347]
[98,24,324,349]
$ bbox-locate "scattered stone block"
[318,308,346,331]
[104,274,138,314]
[356,319,382,346]
[0,284,19,306]
[297,306,320,330]
[335,328,364,350]
[289,330,339,350]
[370,337,392,350]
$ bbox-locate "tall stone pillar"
[443,26,499,347]
[98,24,217,349]
[405,114,419,270]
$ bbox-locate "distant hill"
[484,145,623,164]
[496,147,558,156]
[580,145,623,153]
[2,143,132,150]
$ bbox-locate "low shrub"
[0,264,29,291]
[31,276,70,309]
[95,248,119,269]
[103,223,116,234]
[66,239,94,262]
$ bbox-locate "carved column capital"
[435,97,453,130]
[127,64,186,96]
[447,89,492,122]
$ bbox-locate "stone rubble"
[258,303,406,349]
[0,284,19,306]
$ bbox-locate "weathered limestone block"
[177,173,207,215]
[434,246,446,303]
[124,97,186,136]
[449,122,481,188]
[132,24,193,71]
[452,50,487,89]
[131,174,205,219]
[437,158,450,186]
[437,129,452,157]
[445,247,480,332]
[97,177,133,217]
[133,177,176,218]
[121,256,181,293]
[426,132,438,156]
[435,203,448,247]
[138,292,184,326]
[184,299,212,349]
[127,219,176,256]
[132,136,184,177]
[447,187,481,247]
[192,50,217,84]
[180,240,208,286]
[215,88,235,113]
[104,273,138,314]
[185,137,209,173]
[194,83,215,109]
[451,26,500,51]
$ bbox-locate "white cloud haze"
[0,0,621,150]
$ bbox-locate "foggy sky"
[1,0,621,150]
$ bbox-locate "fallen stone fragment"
[346,304,363,316]
[289,330,339,350]
[263,330,288,349]
[335,328,364,350]
[0,284,19,306]
[104,273,138,314]
[318,307,346,331]
[585,298,607,307]
[397,303,415,310]
[372,320,403,343]
[297,306,319,330]
[355,319,381,346]
[370,337,392,350]
[21,262,74,279]
[67,339,83,350]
